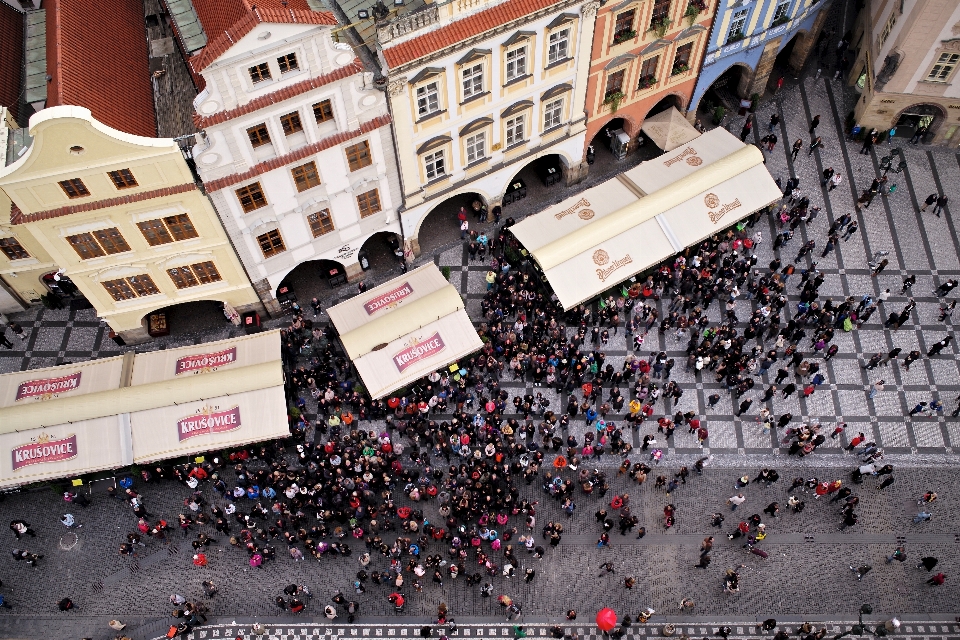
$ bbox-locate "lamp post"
[879,148,907,176]
[833,604,873,639]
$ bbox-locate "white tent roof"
[328,264,483,399]
[510,131,781,309]
[640,107,702,151]
[624,127,744,194]
[0,331,288,487]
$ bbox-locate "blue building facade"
[689,0,833,117]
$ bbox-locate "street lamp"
[833,604,873,639]
[879,148,907,176]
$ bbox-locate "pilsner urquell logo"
[363,282,413,315]
[177,405,242,441]
[175,347,237,375]
[15,372,82,401]
[11,432,78,470]
[392,333,446,373]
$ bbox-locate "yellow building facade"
[0,106,262,343]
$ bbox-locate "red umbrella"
[596,608,617,632]
[387,397,400,409]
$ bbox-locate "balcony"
[376,3,439,44]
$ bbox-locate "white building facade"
[366,0,599,254]
[190,11,404,312]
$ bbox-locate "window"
[462,64,484,99]
[313,99,334,123]
[673,42,693,73]
[307,209,335,237]
[257,229,286,258]
[424,150,446,180]
[280,112,303,136]
[605,69,625,97]
[0,237,29,260]
[108,168,138,189]
[506,115,525,146]
[59,178,90,199]
[506,47,527,81]
[927,52,960,82]
[466,132,486,164]
[249,62,272,83]
[247,124,271,148]
[728,9,748,42]
[291,162,321,192]
[548,29,569,65]
[345,141,373,171]
[416,81,440,117]
[651,0,671,26]
[137,214,199,246]
[544,99,563,130]
[102,274,159,301]
[773,2,789,22]
[236,183,268,213]
[877,10,897,48]
[277,53,299,73]
[639,55,660,88]
[613,10,635,42]
[356,189,382,217]
[167,261,222,289]
[65,228,131,259]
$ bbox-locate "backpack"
[842,317,853,332]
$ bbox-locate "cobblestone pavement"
[8,4,960,638]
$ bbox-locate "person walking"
[934,279,958,297]
[768,114,780,132]
[728,494,746,511]
[927,336,953,357]
[933,194,948,217]
[807,136,823,156]
[885,546,907,564]
[849,564,872,581]
[809,115,821,135]
[913,511,932,524]
[869,379,885,400]
[871,259,889,277]
[920,193,938,212]
[792,139,803,160]
[927,573,946,586]
[903,350,921,370]
[841,221,859,241]
[9,520,36,539]
[740,119,753,142]
[918,556,939,571]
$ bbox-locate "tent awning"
[640,106,702,151]
[0,331,288,487]
[328,264,483,398]
[624,127,744,194]
[510,129,781,309]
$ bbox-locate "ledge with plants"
[671,63,689,76]
[637,75,657,90]
[649,16,672,38]
[725,30,744,44]
[603,91,626,112]
[772,15,790,27]
[685,0,707,23]
[613,29,637,45]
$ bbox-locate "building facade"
[183,2,404,313]
[0,106,261,342]
[584,0,716,156]
[689,0,830,118]
[848,0,960,147]
[364,0,599,255]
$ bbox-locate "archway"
[141,299,231,338]
[276,258,349,311]
[501,154,569,216]
[588,117,627,159]
[767,33,804,89]
[645,94,683,119]
[415,192,488,256]
[894,103,945,142]
[359,231,403,276]
[695,64,751,126]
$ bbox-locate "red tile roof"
[46,0,157,138]
[11,183,198,225]
[189,0,338,74]
[382,0,562,68]
[0,3,23,120]
[194,60,362,128]
[204,113,392,191]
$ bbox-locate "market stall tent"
[509,128,781,309]
[0,331,288,487]
[639,106,702,151]
[327,264,483,399]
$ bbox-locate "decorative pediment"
[408,67,444,85]
[605,53,637,70]
[460,117,493,137]
[501,100,534,118]
[640,39,672,56]
[502,30,535,47]
[456,49,492,66]
[547,13,577,29]
[416,135,452,155]
[541,83,572,101]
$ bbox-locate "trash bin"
[242,311,262,334]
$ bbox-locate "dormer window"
[249,62,272,84]
[277,53,299,73]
